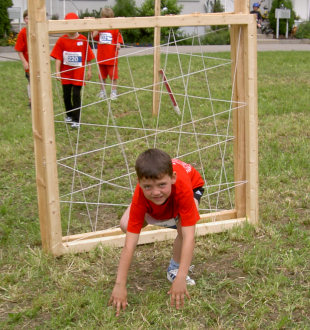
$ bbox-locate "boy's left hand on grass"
[167,277,190,309]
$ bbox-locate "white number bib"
[99,32,113,45]
[63,51,82,67]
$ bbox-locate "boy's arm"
[82,17,98,38]
[86,62,92,80]
[168,225,195,309]
[109,231,139,316]
[92,30,99,38]
[17,52,29,71]
[55,59,62,81]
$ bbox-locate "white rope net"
[50,26,245,239]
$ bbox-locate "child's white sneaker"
[110,90,117,100]
[71,122,80,129]
[98,90,107,99]
[167,268,196,286]
[65,116,72,123]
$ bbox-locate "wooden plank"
[62,209,237,243]
[199,209,237,222]
[230,24,246,218]
[61,218,247,254]
[28,0,63,255]
[48,13,252,34]
[245,15,259,224]
[234,0,249,13]
[152,0,161,116]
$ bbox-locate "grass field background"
[0,51,309,328]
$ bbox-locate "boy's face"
[24,16,28,24]
[139,173,176,205]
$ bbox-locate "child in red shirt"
[50,12,95,128]
[92,8,123,100]
[109,148,205,316]
[15,10,30,107]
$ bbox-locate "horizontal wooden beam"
[62,209,237,243]
[48,13,251,34]
[59,217,247,255]
[200,209,237,222]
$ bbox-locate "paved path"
[1,41,309,62]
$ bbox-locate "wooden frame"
[28,0,258,256]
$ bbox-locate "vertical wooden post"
[245,16,259,224]
[28,0,64,255]
[152,0,161,115]
[230,0,258,223]
[230,0,247,218]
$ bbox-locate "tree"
[113,0,138,17]
[113,0,140,43]
[268,0,296,36]
[138,0,183,43]
[0,0,13,38]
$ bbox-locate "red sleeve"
[50,37,64,60]
[127,185,147,234]
[14,28,27,53]
[173,169,200,227]
[189,166,205,189]
[86,44,95,62]
[177,189,200,227]
[117,31,124,44]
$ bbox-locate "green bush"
[203,28,230,45]
[0,0,13,38]
[113,0,138,17]
[78,8,101,19]
[295,21,310,39]
[268,0,296,35]
[136,0,183,44]
[211,0,224,31]
[113,0,140,44]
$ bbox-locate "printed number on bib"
[99,32,113,44]
[63,51,82,67]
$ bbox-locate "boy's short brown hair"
[101,8,114,18]
[135,148,173,180]
[23,10,28,19]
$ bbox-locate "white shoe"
[167,268,196,286]
[98,90,107,99]
[110,90,117,100]
[65,116,72,123]
[71,122,80,129]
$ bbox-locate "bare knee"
[120,205,130,233]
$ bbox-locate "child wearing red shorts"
[92,8,123,100]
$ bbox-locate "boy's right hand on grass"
[168,277,190,309]
[108,283,128,316]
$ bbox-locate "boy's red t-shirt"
[15,27,29,72]
[94,30,123,66]
[127,159,205,234]
[50,34,95,85]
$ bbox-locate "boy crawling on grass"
[109,148,205,315]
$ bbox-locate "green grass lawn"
[0,51,309,328]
